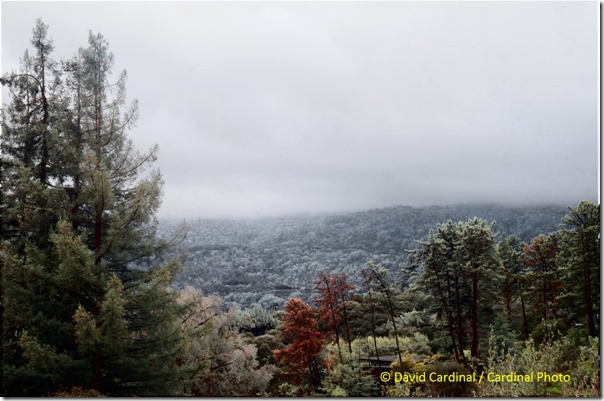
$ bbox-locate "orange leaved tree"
[314,272,355,359]
[274,298,325,392]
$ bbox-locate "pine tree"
[410,221,467,365]
[1,18,59,253]
[523,232,562,323]
[361,263,404,368]
[2,20,186,396]
[498,234,531,339]
[558,201,600,337]
[411,218,503,363]
[457,218,502,359]
[360,269,382,364]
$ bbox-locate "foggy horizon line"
[157,199,597,222]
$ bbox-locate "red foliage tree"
[314,273,354,359]
[274,298,325,390]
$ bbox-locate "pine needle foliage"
[1,19,186,396]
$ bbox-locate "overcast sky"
[2,1,599,218]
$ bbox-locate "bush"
[51,387,105,397]
[421,361,477,397]
[479,334,600,397]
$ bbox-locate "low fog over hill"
[161,203,569,308]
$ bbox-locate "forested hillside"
[167,204,567,307]
[2,19,598,398]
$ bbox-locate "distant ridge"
[161,203,569,307]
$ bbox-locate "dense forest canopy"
[1,20,599,397]
[167,204,569,308]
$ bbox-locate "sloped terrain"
[162,204,568,307]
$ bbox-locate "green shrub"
[421,361,477,397]
[479,333,600,397]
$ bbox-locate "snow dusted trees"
[558,201,600,337]
[1,19,185,396]
[410,218,502,363]
[178,288,274,396]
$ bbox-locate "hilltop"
[162,203,569,307]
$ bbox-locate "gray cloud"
[2,1,598,218]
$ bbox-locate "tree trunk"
[384,289,403,369]
[471,271,479,359]
[454,270,465,356]
[367,291,381,365]
[71,63,82,231]
[581,235,596,336]
[330,304,342,360]
[92,353,104,394]
[520,293,530,340]
[40,54,49,184]
[504,277,512,322]
[95,208,103,265]
[336,279,353,354]
[542,276,547,320]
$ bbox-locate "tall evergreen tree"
[558,201,600,337]
[360,269,383,365]
[1,18,60,253]
[411,218,503,363]
[523,232,561,323]
[361,263,404,368]
[498,234,530,339]
[2,20,186,396]
[410,221,467,365]
[457,218,502,358]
